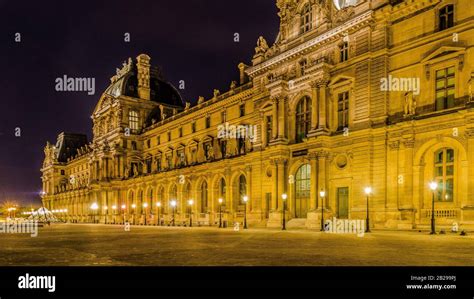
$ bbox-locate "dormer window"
[128,110,139,131]
[300,4,312,34]
[439,5,454,31]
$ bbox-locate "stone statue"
[230,81,237,90]
[404,91,416,117]
[213,89,220,99]
[198,96,205,104]
[185,102,191,110]
[133,164,139,177]
[468,73,474,102]
[124,165,130,178]
[255,36,269,55]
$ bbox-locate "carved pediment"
[421,46,466,64]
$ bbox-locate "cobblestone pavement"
[0,224,472,266]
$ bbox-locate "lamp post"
[104,206,108,224]
[90,202,98,224]
[143,202,148,225]
[121,204,126,224]
[320,190,326,231]
[429,181,438,235]
[218,198,223,228]
[281,194,287,231]
[243,196,249,229]
[112,205,117,224]
[156,202,162,226]
[188,199,194,227]
[364,187,372,233]
[131,204,136,225]
[170,200,177,226]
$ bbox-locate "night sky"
[0,0,279,205]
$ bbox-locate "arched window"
[300,4,312,34]
[434,148,454,202]
[138,190,144,214]
[239,175,247,204]
[295,96,312,143]
[295,164,311,218]
[170,185,177,201]
[200,181,208,213]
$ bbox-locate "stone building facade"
[41,0,474,230]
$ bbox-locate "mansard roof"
[54,133,88,163]
[104,56,184,107]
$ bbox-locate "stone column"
[277,159,286,210]
[272,98,278,140]
[271,160,278,211]
[317,80,329,134]
[278,96,286,140]
[310,82,318,131]
[309,153,318,211]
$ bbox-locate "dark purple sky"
[0,0,279,205]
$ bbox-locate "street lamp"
[90,202,98,224]
[170,200,177,226]
[112,205,117,224]
[218,198,223,228]
[429,181,438,235]
[131,204,136,225]
[143,202,148,225]
[156,202,162,226]
[364,187,372,233]
[188,199,194,227]
[243,196,249,229]
[281,194,287,231]
[320,190,326,232]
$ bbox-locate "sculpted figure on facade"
[404,91,416,117]
[255,36,269,55]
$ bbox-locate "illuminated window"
[239,175,247,205]
[434,148,454,202]
[439,5,454,31]
[295,164,311,218]
[206,116,211,129]
[128,110,139,131]
[219,178,226,199]
[435,67,455,111]
[295,96,311,143]
[240,104,245,117]
[300,4,312,34]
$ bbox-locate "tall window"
[338,91,350,130]
[266,115,273,144]
[434,148,454,202]
[300,4,312,34]
[239,104,245,117]
[239,175,247,205]
[339,42,349,62]
[219,178,226,200]
[295,96,311,143]
[206,116,211,129]
[435,67,455,111]
[148,189,154,210]
[200,181,208,213]
[129,110,139,131]
[439,5,454,31]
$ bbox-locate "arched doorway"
[295,164,311,218]
[200,181,208,214]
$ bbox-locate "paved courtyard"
[0,224,473,266]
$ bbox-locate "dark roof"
[105,59,184,107]
[55,133,88,163]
